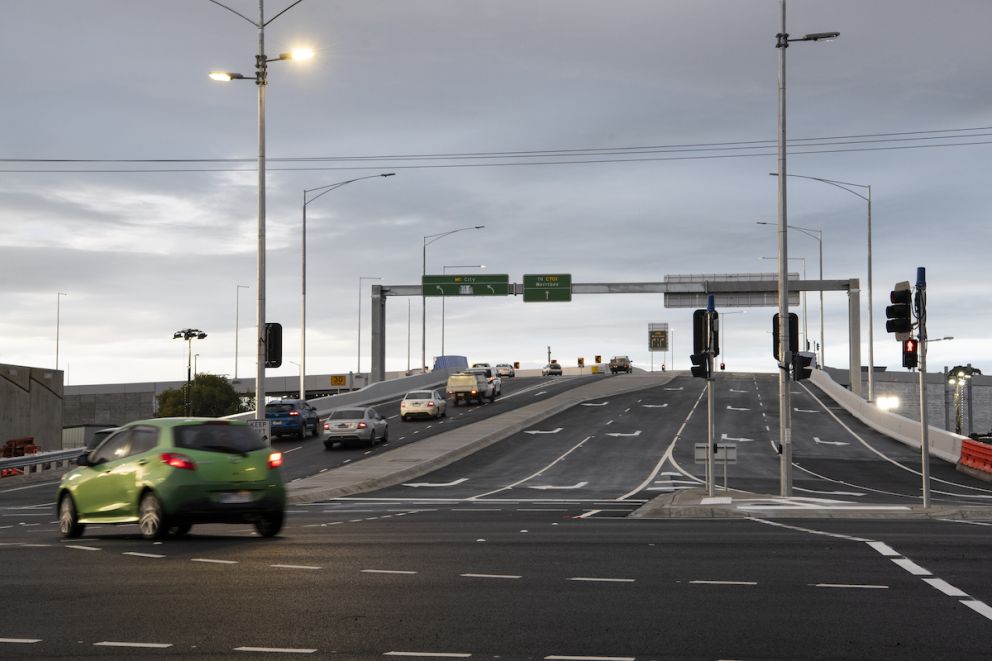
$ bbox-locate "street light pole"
[421,226,485,372]
[774,1,839,496]
[762,256,807,351]
[208,0,312,418]
[357,276,381,375]
[441,264,485,356]
[173,328,207,417]
[301,173,394,400]
[235,284,248,380]
[55,292,67,370]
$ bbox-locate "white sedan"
[400,390,448,421]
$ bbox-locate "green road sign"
[423,274,509,296]
[523,274,572,302]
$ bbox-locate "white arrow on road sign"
[794,408,819,413]
[529,482,588,490]
[641,403,669,408]
[581,402,608,407]
[525,428,563,435]
[606,430,642,437]
[727,405,751,411]
[402,478,468,488]
[721,433,754,442]
[486,285,495,294]
[813,437,849,446]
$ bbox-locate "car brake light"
[323,422,330,430]
[400,402,406,407]
[160,452,195,470]
[268,451,283,469]
[289,411,300,416]
[471,389,478,395]
[357,421,367,429]
[427,401,435,407]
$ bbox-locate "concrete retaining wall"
[811,368,964,463]
[0,362,63,451]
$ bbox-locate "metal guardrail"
[0,448,84,474]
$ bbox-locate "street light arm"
[263,0,304,27]
[424,225,485,249]
[770,172,869,202]
[756,220,821,242]
[304,173,395,206]
[207,0,260,27]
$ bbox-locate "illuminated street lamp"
[208,0,312,418]
[173,328,207,416]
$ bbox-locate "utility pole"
[916,267,930,508]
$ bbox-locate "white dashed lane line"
[689,580,757,586]
[384,653,471,658]
[65,545,101,551]
[271,564,322,570]
[122,552,164,559]
[192,558,239,565]
[94,641,172,649]
[0,638,41,644]
[891,558,931,576]
[812,583,888,589]
[460,573,521,580]
[235,646,318,654]
[362,569,417,575]
[568,577,635,583]
[924,578,969,597]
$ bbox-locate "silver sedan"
[323,407,388,449]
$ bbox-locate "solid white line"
[749,517,872,543]
[866,541,900,557]
[271,564,322,570]
[122,552,165,559]
[0,638,41,644]
[362,569,417,575]
[960,600,992,622]
[470,436,593,499]
[813,583,888,589]
[192,558,239,565]
[923,578,968,597]
[65,545,101,551]
[384,653,471,658]
[546,657,635,661]
[0,480,61,494]
[690,580,757,586]
[568,577,635,583]
[891,558,931,576]
[95,641,173,648]
[937,519,992,527]
[576,510,602,519]
[234,646,318,654]
[460,573,521,579]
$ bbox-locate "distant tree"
[156,374,255,417]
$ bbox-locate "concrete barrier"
[810,368,964,463]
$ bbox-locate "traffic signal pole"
[916,267,931,508]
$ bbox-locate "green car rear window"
[174,424,267,453]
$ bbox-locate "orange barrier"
[960,439,992,475]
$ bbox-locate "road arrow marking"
[534,391,547,396]
[641,403,669,408]
[795,408,819,413]
[402,478,468,488]
[813,437,849,446]
[606,430,642,438]
[529,482,589,490]
[721,433,754,442]
[664,387,684,391]
[730,388,750,393]
[524,427,563,435]
[726,405,751,411]
[581,402,608,407]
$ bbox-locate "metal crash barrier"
[0,448,84,478]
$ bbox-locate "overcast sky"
[3,0,990,386]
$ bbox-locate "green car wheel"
[58,494,85,539]
[139,492,168,540]
[254,512,283,538]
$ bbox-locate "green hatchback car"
[57,418,286,540]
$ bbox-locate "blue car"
[265,399,320,439]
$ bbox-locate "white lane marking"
[700,497,732,505]
[95,642,173,649]
[362,569,417,575]
[794,408,819,413]
[234,647,318,654]
[284,446,303,454]
[534,391,548,396]
[575,510,602,519]
[0,638,42,644]
[568,577,635,583]
[937,519,992,527]
[866,541,900,557]
[793,487,866,497]
[812,583,888,589]
[690,580,757,586]
[813,437,848,446]
[641,403,668,408]
[271,564,322,570]
[729,388,749,393]
[529,483,588,490]
[524,427,563,435]
[384,653,471,658]
[605,420,614,425]
[460,573,521,579]
[961,600,992,622]
[65,545,101,551]
[726,405,750,411]
[546,657,635,661]
[664,387,683,391]
[470,436,593,499]
[924,578,968,597]
[192,558,239,565]
[749,518,872,543]
[0,480,61,494]
[619,387,707,501]
[605,430,641,438]
[402,478,468,488]
[388,415,399,420]
[892,558,931,576]
[581,402,608,407]
[122,552,165,559]
[720,433,753,442]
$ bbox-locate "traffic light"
[690,352,710,379]
[772,313,799,361]
[264,322,282,368]
[886,282,913,341]
[693,309,707,354]
[792,352,813,381]
[902,338,919,369]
